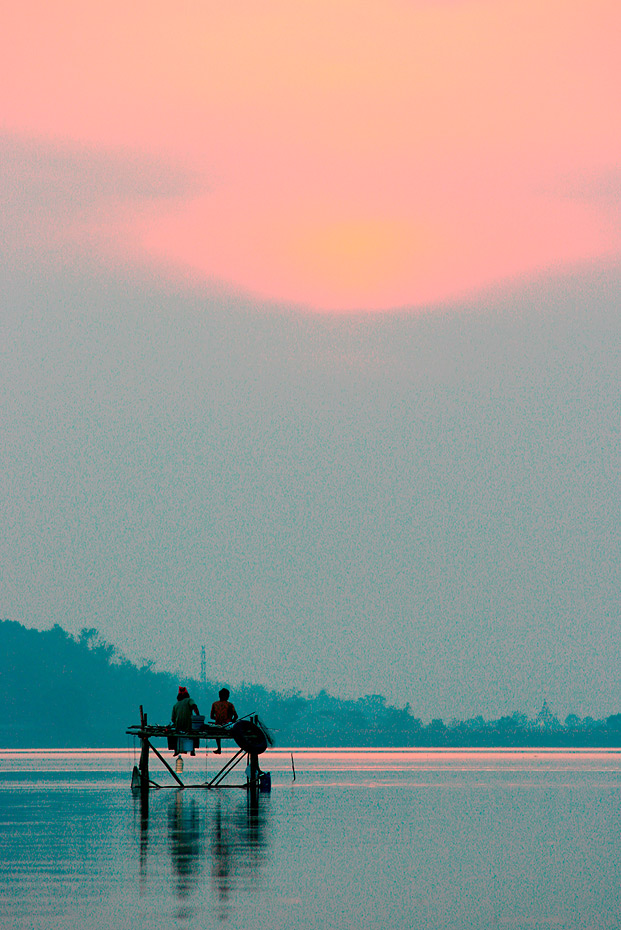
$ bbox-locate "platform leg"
[248,750,260,799]
[139,714,150,797]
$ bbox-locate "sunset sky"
[2,2,620,718]
[2,0,620,309]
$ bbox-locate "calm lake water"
[1,748,621,929]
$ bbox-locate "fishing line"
[126,733,137,771]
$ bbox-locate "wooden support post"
[139,711,149,796]
[248,714,260,797]
[140,780,149,819]
[249,751,260,790]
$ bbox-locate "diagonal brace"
[206,748,246,788]
[148,739,185,787]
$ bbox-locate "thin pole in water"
[139,711,149,798]
[291,752,296,782]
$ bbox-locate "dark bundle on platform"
[256,716,275,747]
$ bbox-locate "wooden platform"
[126,712,269,795]
[126,722,235,742]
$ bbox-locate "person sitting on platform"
[210,688,238,754]
[171,685,200,756]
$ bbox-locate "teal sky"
[3,0,620,728]
[2,138,619,718]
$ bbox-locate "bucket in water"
[191,715,205,731]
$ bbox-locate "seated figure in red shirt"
[210,687,238,754]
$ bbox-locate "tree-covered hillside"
[1,620,620,747]
[0,619,421,747]
[1,621,178,746]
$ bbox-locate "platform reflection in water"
[136,788,268,923]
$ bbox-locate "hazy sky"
[2,1,620,719]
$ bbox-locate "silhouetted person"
[211,688,238,754]
[172,685,200,755]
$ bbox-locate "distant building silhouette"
[535,700,560,730]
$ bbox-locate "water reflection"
[136,790,270,922]
[209,793,267,921]
[209,797,232,919]
[169,793,204,909]
[138,790,149,892]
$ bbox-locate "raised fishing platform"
[126,707,271,796]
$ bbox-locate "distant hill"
[1,620,180,746]
[0,619,421,747]
[1,620,620,747]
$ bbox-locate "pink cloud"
[2,0,620,309]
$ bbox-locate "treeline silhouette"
[2,619,620,748]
